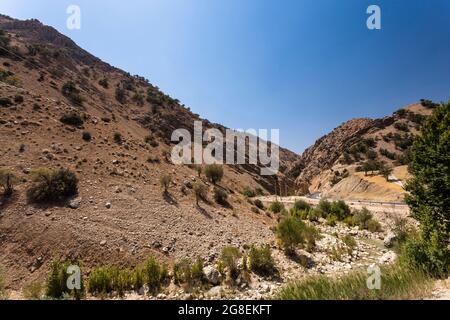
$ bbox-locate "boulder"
[383,233,397,248]
[203,265,220,285]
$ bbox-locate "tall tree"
[405,102,450,276]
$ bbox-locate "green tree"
[405,103,450,276]
[379,162,393,181]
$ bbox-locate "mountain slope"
[287,102,436,200]
[0,16,299,288]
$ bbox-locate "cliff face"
[288,104,433,196]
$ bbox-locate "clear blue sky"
[1,0,450,153]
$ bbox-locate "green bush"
[367,219,382,233]
[144,256,168,294]
[23,281,44,300]
[317,199,332,217]
[269,201,284,213]
[115,87,127,104]
[352,208,373,229]
[193,182,208,206]
[330,200,351,221]
[275,216,320,255]
[326,215,337,226]
[220,246,242,279]
[213,187,228,205]
[46,259,84,299]
[341,235,357,254]
[242,187,256,198]
[293,200,310,212]
[28,168,78,203]
[113,132,122,144]
[60,113,83,126]
[61,81,83,106]
[173,258,205,287]
[0,169,17,197]
[204,164,224,184]
[88,266,133,297]
[248,245,277,277]
[394,121,409,132]
[307,209,321,222]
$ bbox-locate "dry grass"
[276,264,433,300]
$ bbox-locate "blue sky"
[1,0,450,153]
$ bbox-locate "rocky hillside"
[287,101,436,200]
[0,15,300,289]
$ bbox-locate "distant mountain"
[287,101,436,201]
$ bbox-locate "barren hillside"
[0,16,298,289]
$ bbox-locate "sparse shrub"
[242,187,256,198]
[19,143,25,153]
[160,174,172,193]
[307,209,320,222]
[0,269,5,299]
[144,256,168,294]
[293,200,310,212]
[379,162,393,181]
[144,135,159,147]
[330,200,351,221]
[326,215,337,226]
[147,155,160,163]
[14,95,24,104]
[248,245,277,277]
[61,81,83,106]
[366,149,378,160]
[251,206,260,214]
[46,259,84,299]
[0,169,17,197]
[28,168,78,203]
[352,207,373,229]
[394,121,409,132]
[220,246,242,279]
[0,97,12,107]
[213,187,228,206]
[275,216,319,255]
[341,235,357,254]
[269,201,284,213]
[98,78,109,89]
[60,113,83,126]
[82,131,91,141]
[193,182,208,206]
[113,132,122,144]
[115,87,127,104]
[204,164,224,184]
[317,199,332,217]
[23,281,44,300]
[380,148,397,160]
[367,219,382,233]
[254,199,264,210]
[173,258,205,287]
